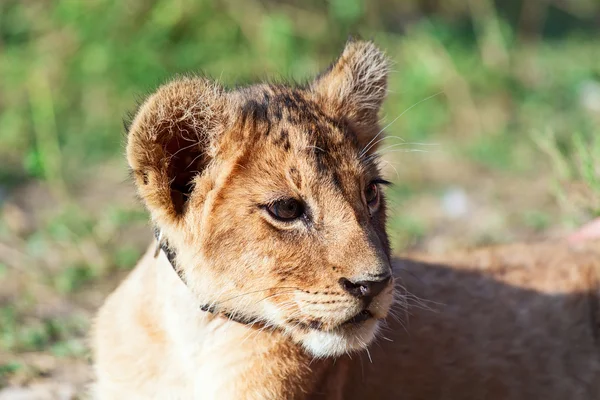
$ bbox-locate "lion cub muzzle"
[339,273,391,304]
[338,273,392,322]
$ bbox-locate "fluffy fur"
[92,40,600,399]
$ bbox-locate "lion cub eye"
[267,199,304,221]
[365,183,379,206]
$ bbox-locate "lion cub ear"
[311,39,390,150]
[126,77,227,228]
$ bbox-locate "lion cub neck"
[93,245,342,399]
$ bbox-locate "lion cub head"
[126,40,394,357]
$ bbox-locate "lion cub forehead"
[232,85,362,159]
[224,89,373,204]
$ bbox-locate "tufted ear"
[126,77,227,228]
[311,40,390,149]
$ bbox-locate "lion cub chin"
[295,318,380,358]
[92,40,600,399]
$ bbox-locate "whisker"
[359,91,444,156]
[216,286,302,304]
[365,347,373,364]
[375,142,440,154]
[253,290,299,305]
[376,148,433,155]
[378,159,400,180]
[364,135,406,152]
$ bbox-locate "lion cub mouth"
[298,309,375,332]
[342,309,373,325]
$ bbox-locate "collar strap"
[154,228,185,282]
[153,228,263,326]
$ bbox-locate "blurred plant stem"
[27,72,68,203]
[468,0,509,70]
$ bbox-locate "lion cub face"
[126,40,394,357]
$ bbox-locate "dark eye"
[266,199,304,221]
[364,182,379,208]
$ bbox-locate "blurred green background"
[1,0,599,395]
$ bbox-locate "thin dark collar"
[153,228,263,327]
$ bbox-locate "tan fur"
[92,40,600,399]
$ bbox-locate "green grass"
[534,129,600,219]
[0,306,87,354]
[0,0,599,385]
[0,362,23,387]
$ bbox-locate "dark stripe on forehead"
[313,147,328,175]
[240,96,272,136]
[273,91,322,125]
[273,129,291,151]
[311,152,347,194]
[288,167,302,190]
[331,171,344,192]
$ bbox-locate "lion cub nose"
[338,275,391,300]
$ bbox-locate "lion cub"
[92,40,600,399]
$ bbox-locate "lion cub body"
[94,240,600,399]
[92,41,600,398]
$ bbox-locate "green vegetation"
[0,0,598,389]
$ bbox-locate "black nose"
[339,275,391,300]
